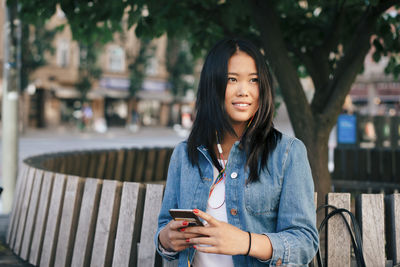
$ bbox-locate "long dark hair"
[187,38,282,183]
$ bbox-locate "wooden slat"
[79,152,90,177]
[70,178,102,267]
[65,154,75,175]
[133,149,147,182]
[389,194,400,265]
[138,184,165,267]
[96,152,107,179]
[59,154,67,173]
[40,173,67,267]
[310,193,318,267]
[327,193,351,267]
[154,148,167,181]
[6,166,28,245]
[42,157,54,171]
[53,156,63,172]
[143,149,157,182]
[90,180,122,267]
[20,170,44,260]
[29,171,55,266]
[73,153,82,177]
[87,152,98,178]
[54,176,84,267]
[112,182,145,267]
[124,149,136,182]
[13,168,36,254]
[358,194,385,267]
[104,151,117,180]
[114,149,126,181]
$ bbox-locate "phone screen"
[169,209,204,226]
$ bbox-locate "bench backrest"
[7,164,400,267]
[26,147,174,183]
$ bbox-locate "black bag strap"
[316,205,366,267]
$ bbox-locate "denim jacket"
[155,133,319,267]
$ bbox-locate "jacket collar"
[196,141,243,167]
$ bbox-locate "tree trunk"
[250,0,378,206]
[302,131,332,207]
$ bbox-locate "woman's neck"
[216,124,245,160]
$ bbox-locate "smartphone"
[169,209,204,226]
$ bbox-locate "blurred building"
[349,52,400,116]
[0,4,195,130]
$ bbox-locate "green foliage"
[373,11,400,79]
[11,0,128,45]
[21,24,58,91]
[166,39,195,96]
[14,0,400,80]
[128,39,154,97]
[131,0,399,80]
[76,43,102,101]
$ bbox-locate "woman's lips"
[233,102,251,110]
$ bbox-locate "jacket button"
[230,172,238,179]
[230,208,237,215]
[276,258,282,266]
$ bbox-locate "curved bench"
[6,148,400,267]
[7,147,173,267]
[23,147,174,183]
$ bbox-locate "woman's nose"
[237,83,248,96]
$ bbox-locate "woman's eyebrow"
[227,72,258,76]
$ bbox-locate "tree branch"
[322,7,380,126]
[286,44,329,92]
[320,1,346,55]
[250,0,314,141]
[375,0,399,15]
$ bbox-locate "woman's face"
[225,51,259,133]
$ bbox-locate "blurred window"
[108,46,125,72]
[57,39,69,67]
[145,57,159,76]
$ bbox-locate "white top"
[192,161,234,267]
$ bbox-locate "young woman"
[155,38,318,267]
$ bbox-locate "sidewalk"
[0,215,30,266]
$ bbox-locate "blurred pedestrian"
[82,102,93,130]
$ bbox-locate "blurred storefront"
[348,54,400,116]
[6,6,188,130]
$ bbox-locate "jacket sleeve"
[154,143,185,261]
[263,138,319,266]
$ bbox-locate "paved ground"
[0,215,31,266]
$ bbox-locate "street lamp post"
[1,0,21,214]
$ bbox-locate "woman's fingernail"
[180,228,185,232]
[182,221,188,226]
[186,238,190,242]
[193,209,199,214]
[193,245,197,249]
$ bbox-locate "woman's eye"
[228,77,237,82]
[250,78,259,83]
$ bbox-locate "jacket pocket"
[244,172,282,215]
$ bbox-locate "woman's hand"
[158,219,205,252]
[183,209,250,255]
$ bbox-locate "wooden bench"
[332,147,400,193]
[23,147,174,183]
[7,164,165,267]
[6,163,400,266]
